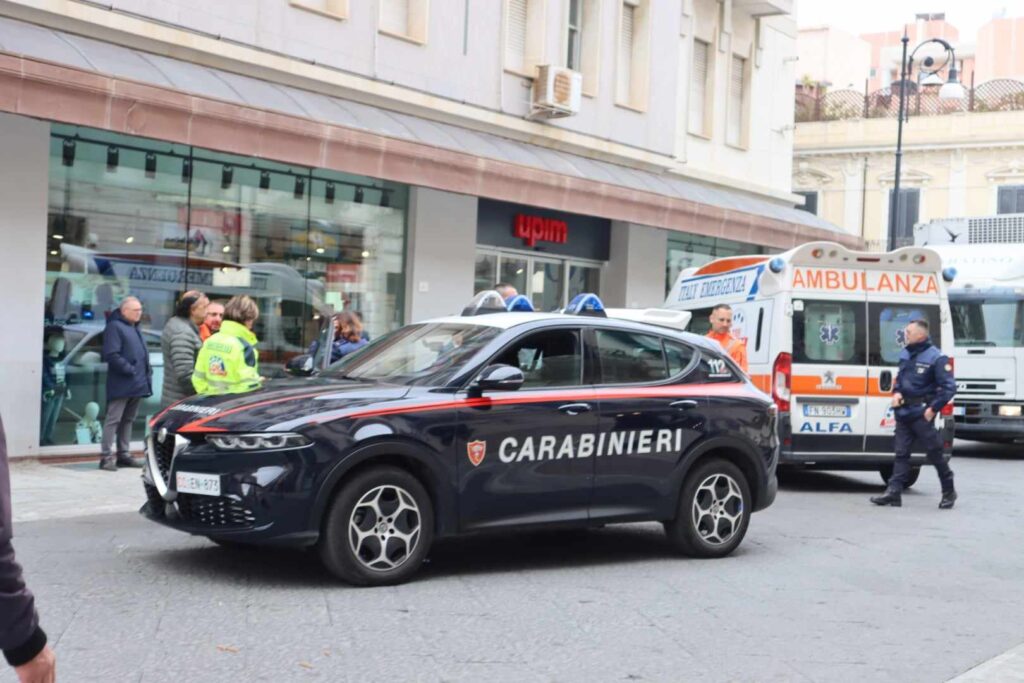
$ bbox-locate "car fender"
[308,437,458,537]
[668,434,769,513]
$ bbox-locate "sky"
[795,0,1020,40]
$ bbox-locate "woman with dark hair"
[334,311,369,359]
[159,289,208,407]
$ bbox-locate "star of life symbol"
[895,328,908,348]
[819,324,840,346]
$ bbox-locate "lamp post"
[887,33,966,250]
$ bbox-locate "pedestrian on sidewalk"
[160,290,208,408]
[199,300,224,342]
[705,304,749,373]
[1,414,58,683]
[193,295,264,396]
[871,318,958,509]
[99,297,151,471]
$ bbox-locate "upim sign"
[514,214,568,247]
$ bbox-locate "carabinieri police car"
[142,292,779,586]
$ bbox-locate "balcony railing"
[795,77,1024,123]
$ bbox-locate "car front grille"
[176,493,256,529]
[152,435,175,486]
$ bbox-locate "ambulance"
[665,242,957,486]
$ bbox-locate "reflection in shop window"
[41,125,407,448]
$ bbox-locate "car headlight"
[206,433,312,451]
[997,405,1022,417]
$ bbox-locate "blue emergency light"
[942,267,957,283]
[504,294,535,312]
[461,290,508,316]
[564,293,607,317]
[769,257,786,274]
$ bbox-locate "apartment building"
[0,0,850,457]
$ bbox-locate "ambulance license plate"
[802,404,851,418]
[175,471,221,497]
[953,406,965,416]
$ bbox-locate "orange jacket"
[706,330,749,373]
[199,323,214,342]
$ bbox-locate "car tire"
[879,465,920,489]
[318,466,434,586]
[664,458,751,559]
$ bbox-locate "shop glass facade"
[665,234,765,295]
[41,125,407,448]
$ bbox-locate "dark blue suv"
[142,296,778,585]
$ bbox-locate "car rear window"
[793,299,865,366]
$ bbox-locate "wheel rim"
[691,473,745,546]
[348,484,422,572]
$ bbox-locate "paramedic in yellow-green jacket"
[192,295,264,396]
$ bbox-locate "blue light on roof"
[505,294,535,312]
[769,257,786,274]
[942,267,957,282]
[565,293,607,317]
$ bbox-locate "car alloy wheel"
[348,484,422,572]
[691,473,744,546]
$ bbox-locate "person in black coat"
[99,297,151,472]
[1,414,57,682]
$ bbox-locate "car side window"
[491,328,582,388]
[595,329,668,384]
[664,341,698,378]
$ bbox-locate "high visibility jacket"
[192,320,262,396]
[706,330,749,373]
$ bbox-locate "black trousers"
[891,417,954,492]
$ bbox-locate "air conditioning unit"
[530,65,582,119]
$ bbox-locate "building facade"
[0,0,852,458]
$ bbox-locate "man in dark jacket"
[1,414,57,682]
[99,297,151,472]
[871,319,958,509]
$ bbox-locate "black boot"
[870,487,902,507]
[939,489,957,509]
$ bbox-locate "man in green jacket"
[192,295,263,396]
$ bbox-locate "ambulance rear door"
[789,278,868,458]
[864,274,945,456]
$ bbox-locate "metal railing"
[795,77,1024,123]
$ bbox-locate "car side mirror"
[286,353,316,377]
[472,364,524,394]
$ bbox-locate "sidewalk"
[9,459,144,523]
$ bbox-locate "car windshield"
[321,323,501,386]
[950,296,1024,347]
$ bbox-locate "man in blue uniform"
[871,319,957,509]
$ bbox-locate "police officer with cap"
[871,318,957,509]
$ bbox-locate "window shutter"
[506,0,528,72]
[689,40,709,134]
[617,3,635,103]
[381,0,409,35]
[727,55,744,146]
[998,187,1014,214]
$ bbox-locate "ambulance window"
[492,328,583,388]
[595,329,668,384]
[869,304,941,366]
[687,308,713,336]
[793,300,865,365]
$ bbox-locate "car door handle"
[670,399,699,410]
[558,402,591,415]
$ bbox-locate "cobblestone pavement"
[4,441,1024,682]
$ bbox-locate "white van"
[664,241,957,486]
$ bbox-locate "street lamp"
[887,33,965,250]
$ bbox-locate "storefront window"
[474,253,498,293]
[531,259,564,312]
[665,234,764,295]
[499,255,529,296]
[41,125,407,448]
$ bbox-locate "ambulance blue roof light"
[942,267,957,282]
[769,257,786,274]
[564,293,607,317]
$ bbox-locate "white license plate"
[176,471,221,497]
[802,404,851,418]
[953,406,965,416]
